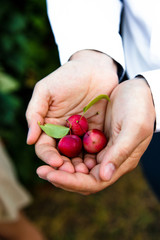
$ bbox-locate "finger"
[36,165,53,180]
[37,165,90,194]
[37,165,99,193]
[72,157,89,173]
[84,153,97,170]
[99,124,149,181]
[58,156,75,173]
[97,139,112,164]
[47,170,95,192]
[35,133,63,167]
[26,80,49,145]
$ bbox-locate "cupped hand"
[98,77,155,182]
[26,50,118,172]
[36,77,156,195]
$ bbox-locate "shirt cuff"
[138,69,160,132]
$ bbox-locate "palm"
[37,80,108,174]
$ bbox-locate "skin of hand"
[26,50,118,173]
[36,77,156,195]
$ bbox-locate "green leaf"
[0,71,20,93]
[38,122,70,139]
[83,94,110,113]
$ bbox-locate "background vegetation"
[0,1,160,239]
[0,0,60,184]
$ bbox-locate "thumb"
[26,81,49,145]
[99,126,145,181]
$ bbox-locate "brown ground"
[25,166,160,240]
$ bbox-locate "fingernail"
[26,128,31,143]
[104,163,115,181]
[27,128,31,145]
[36,168,45,180]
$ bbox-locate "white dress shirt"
[46,0,160,132]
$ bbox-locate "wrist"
[135,76,156,131]
[124,77,156,131]
[69,50,118,75]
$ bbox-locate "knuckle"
[34,79,42,89]
[33,80,45,97]
[133,118,154,137]
[140,121,151,134]
[125,155,139,173]
[117,146,130,164]
[130,160,138,171]
[35,143,46,160]
[25,108,30,121]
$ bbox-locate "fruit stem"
[87,112,99,120]
[79,114,84,121]
[38,121,42,127]
[83,94,110,114]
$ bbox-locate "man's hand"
[98,77,156,182]
[26,50,118,172]
[36,78,156,195]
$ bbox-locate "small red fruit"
[83,129,107,154]
[58,135,82,158]
[66,114,88,136]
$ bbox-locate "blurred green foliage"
[0,0,60,185]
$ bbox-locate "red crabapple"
[83,129,107,154]
[66,114,88,136]
[58,135,82,158]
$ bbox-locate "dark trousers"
[140,132,160,200]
